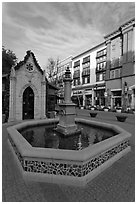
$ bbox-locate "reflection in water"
[22,130,34,144]
[20,124,116,151]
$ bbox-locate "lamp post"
[124,82,128,111]
[95,84,98,106]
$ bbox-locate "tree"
[2,46,17,121]
[46,57,60,85]
[2,46,17,74]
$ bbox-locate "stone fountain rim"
[7,118,131,162]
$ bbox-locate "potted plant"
[116,107,122,113]
[91,106,95,111]
[116,114,127,122]
[103,106,109,112]
[90,112,98,117]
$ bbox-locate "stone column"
[8,68,16,122]
[63,67,72,104]
[41,71,46,118]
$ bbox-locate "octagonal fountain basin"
[7,118,131,187]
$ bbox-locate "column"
[41,71,46,118]
[8,76,16,122]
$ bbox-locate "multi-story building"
[121,18,135,110]
[57,56,73,101]
[104,18,135,110]
[95,48,107,106]
[71,42,106,107]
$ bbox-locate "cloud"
[2,2,135,68]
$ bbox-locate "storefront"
[94,83,105,106]
[84,89,93,108]
[71,90,83,107]
[111,89,122,108]
[128,85,135,110]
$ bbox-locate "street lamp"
[124,82,128,111]
[95,84,98,106]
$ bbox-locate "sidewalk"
[2,111,135,202]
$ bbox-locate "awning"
[111,88,122,92]
[129,85,135,90]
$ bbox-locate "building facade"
[71,42,106,108]
[104,18,135,110]
[57,56,73,101]
[8,50,47,121]
[5,50,58,122]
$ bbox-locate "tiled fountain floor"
[2,110,135,202]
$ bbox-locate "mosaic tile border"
[8,135,129,177]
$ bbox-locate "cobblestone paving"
[2,110,135,202]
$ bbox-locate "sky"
[2,2,135,70]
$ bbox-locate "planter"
[116,115,127,122]
[90,112,97,117]
[91,107,95,111]
[116,109,121,113]
[104,108,109,112]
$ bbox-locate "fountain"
[7,65,131,187]
[56,66,80,136]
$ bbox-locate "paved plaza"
[2,109,135,202]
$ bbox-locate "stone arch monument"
[8,50,46,121]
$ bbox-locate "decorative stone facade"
[8,133,129,177]
[8,51,46,121]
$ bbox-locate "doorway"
[23,87,34,120]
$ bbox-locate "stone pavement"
[2,110,135,202]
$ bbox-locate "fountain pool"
[7,117,131,186]
[20,122,117,150]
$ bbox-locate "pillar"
[63,67,72,103]
[41,71,46,118]
[8,68,16,122]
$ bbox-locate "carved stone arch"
[19,83,39,98]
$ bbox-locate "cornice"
[104,30,121,41]
[120,18,135,32]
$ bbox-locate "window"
[103,72,105,80]
[83,55,90,64]
[87,76,90,83]
[96,74,99,82]
[110,70,115,79]
[99,73,103,81]
[26,63,34,72]
[110,69,120,79]
[82,76,90,84]
[115,69,120,78]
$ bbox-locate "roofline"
[120,17,135,28]
[104,17,135,40]
[104,29,121,40]
[72,41,106,60]
[58,55,73,64]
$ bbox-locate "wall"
[9,53,46,121]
